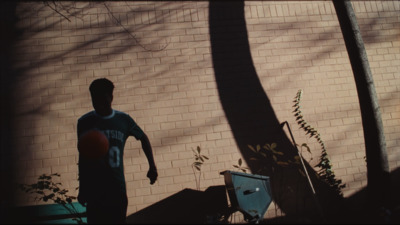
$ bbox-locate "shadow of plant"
[293,89,346,197]
[192,146,209,191]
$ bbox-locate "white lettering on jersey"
[103,130,124,143]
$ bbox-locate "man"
[77,78,158,224]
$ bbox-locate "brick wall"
[9,1,399,221]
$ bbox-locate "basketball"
[78,129,109,159]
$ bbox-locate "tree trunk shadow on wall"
[209,1,342,222]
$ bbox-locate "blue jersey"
[77,109,144,205]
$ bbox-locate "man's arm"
[77,121,88,206]
[139,133,158,184]
[77,155,88,206]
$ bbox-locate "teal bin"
[11,202,87,224]
[220,170,272,223]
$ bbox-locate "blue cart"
[220,170,273,223]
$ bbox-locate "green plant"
[248,143,302,168]
[293,89,346,196]
[248,142,305,218]
[18,173,85,224]
[191,146,209,190]
[248,141,328,219]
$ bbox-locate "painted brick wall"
[9,1,399,221]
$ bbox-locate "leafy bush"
[18,173,85,224]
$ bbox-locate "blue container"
[221,170,272,222]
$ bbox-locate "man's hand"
[141,133,158,185]
[147,167,158,185]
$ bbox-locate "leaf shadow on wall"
[208,1,342,221]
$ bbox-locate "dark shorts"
[86,194,128,224]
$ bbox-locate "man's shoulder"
[78,111,95,122]
[114,110,132,118]
[114,110,138,125]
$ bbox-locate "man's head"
[89,78,114,116]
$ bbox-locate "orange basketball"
[78,129,109,159]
